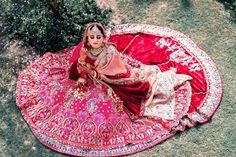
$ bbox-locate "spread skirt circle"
[16,24,222,156]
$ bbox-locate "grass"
[0,0,235,156]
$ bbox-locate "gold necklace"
[89,46,104,57]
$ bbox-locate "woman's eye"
[97,36,101,39]
[90,36,94,39]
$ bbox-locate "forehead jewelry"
[89,25,101,34]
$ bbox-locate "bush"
[2,0,111,55]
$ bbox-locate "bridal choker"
[89,46,104,57]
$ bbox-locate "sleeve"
[68,42,83,80]
[69,42,83,63]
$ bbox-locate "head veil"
[82,22,107,49]
[69,22,107,63]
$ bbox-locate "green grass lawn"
[0,0,235,156]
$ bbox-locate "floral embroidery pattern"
[16,24,222,156]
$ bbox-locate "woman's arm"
[68,42,84,80]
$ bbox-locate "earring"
[103,40,107,46]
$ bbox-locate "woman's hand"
[77,65,82,74]
[80,65,93,76]
[80,47,87,61]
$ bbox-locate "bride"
[16,22,222,156]
[69,22,192,120]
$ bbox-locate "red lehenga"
[16,24,222,156]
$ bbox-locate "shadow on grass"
[173,119,213,140]
[0,56,11,68]
[180,0,192,10]
[217,0,236,22]
[133,0,157,5]
[0,34,8,54]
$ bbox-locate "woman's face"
[87,26,104,49]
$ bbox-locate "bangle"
[78,58,86,66]
[92,70,96,78]
[93,70,101,80]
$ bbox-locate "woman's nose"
[91,38,96,42]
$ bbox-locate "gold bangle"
[92,70,97,78]
[78,58,86,66]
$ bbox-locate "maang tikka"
[89,25,101,35]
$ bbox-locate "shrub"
[2,0,111,54]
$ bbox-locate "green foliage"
[2,0,111,54]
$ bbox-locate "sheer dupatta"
[69,43,150,117]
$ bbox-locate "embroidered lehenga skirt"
[16,24,222,156]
